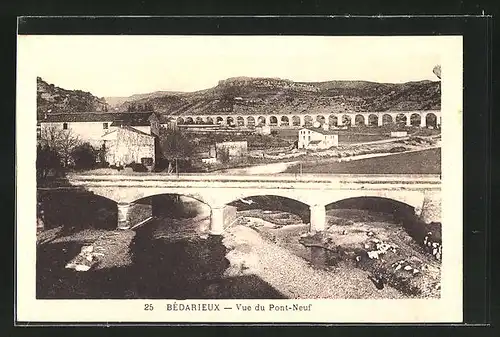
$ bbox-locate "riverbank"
[222,224,408,299]
[232,208,441,298]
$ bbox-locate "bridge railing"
[66,172,441,184]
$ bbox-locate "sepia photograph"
[16,34,463,323]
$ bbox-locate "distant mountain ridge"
[37,77,109,118]
[109,76,441,116]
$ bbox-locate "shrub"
[129,162,148,172]
[389,146,407,153]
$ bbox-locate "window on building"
[103,123,108,129]
[62,123,68,130]
[308,136,311,141]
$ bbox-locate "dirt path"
[222,225,408,299]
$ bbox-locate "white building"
[101,125,156,169]
[298,125,339,150]
[38,111,161,147]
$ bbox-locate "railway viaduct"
[174,110,441,128]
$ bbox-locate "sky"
[19,35,444,98]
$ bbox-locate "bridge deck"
[67,173,441,183]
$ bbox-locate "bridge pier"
[309,204,326,232]
[210,206,225,235]
[420,118,426,128]
[117,202,131,230]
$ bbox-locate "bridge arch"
[382,114,393,125]
[133,193,213,219]
[342,114,352,126]
[269,115,278,126]
[247,116,256,127]
[324,192,425,216]
[226,195,311,223]
[280,116,290,126]
[257,116,266,126]
[219,190,312,209]
[354,114,365,126]
[185,117,194,124]
[304,115,313,127]
[216,116,224,125]
[38,189,119,231]
[368,114,378,126]
[425,113,438,128]
[236,116,245,126]
[206,116,214,124]
[195,116,204,124]
[410,113,421,127]
[395,113,407,126]
[316,115,326,124]
[176,117,185,125]
[227,116,234,126]
[131,191,213,210]
[292,115,301,126]
[328,114,338,126]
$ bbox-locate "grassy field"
[276,126,440,144]
[285,148,441,174]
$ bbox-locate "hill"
[37,77,110,118]
[110,76,441,116]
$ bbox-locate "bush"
[70,143,97,170]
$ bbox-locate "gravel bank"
[222,225,408,299]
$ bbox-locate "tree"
[158,126,196,164]
[433,65,441,79]
[70,143,98,170]
[36,144,62,180]
[40,125,81,168]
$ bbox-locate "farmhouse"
[298,125,339,150]
[101,125,156,170]
[38,111,161,147]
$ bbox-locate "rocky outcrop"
[37,77,110,117]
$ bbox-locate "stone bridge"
[41,173,441,235]
[174,110,442,128]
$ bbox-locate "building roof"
[39,111,155,124]
[101,125,154,138]
[302,127,338,135]
[120,125,154,137]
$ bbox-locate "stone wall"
[420,192,441,224]
[223,205,238,229]
[216,141,248,157]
